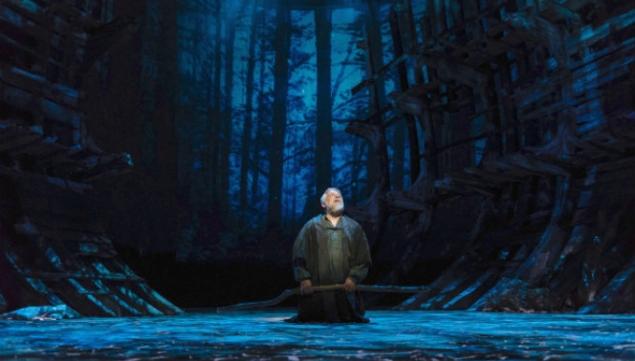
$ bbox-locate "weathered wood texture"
[349,0,635,313]
[0,0,181,316]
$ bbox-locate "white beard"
[328,201,345,216]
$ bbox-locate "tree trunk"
[210,0,223,205]
[250,20,269,209]
[267,0,291,227]
[315,7,333,196]
[363,0,385,196]
[240,0,261,214]
[218,6,238,213]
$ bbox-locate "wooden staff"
[216,284,429,312]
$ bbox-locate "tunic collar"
[320,214,345,229]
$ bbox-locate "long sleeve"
[347,224,371,284]
[292,222,312,282]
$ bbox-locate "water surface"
[1,309,634,360]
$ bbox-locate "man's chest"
[316,228,348,254]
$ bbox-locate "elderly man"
[288,187,371,323]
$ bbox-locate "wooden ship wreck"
[346,0,635,313]
[0,0,181,316]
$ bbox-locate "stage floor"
[1,309,634,360]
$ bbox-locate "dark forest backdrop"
[84,0,423,251]
[80,0,434,306]
[2,0,633,313]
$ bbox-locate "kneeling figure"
[288,187,371,323]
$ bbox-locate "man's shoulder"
[302,214,323,228]
[342,214,362,229]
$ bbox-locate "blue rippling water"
[1,310,634,360]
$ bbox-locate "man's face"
[323,190,344,215]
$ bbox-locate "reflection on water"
[1,309,634,360]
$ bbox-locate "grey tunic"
[292,214,371,285]
[290,214,371,323]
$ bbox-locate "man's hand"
[300,279,313,295]
[343,277,356,292]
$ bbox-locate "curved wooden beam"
[216,284,430,312]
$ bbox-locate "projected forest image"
[78,0,437,307]
[1,0,634,359]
